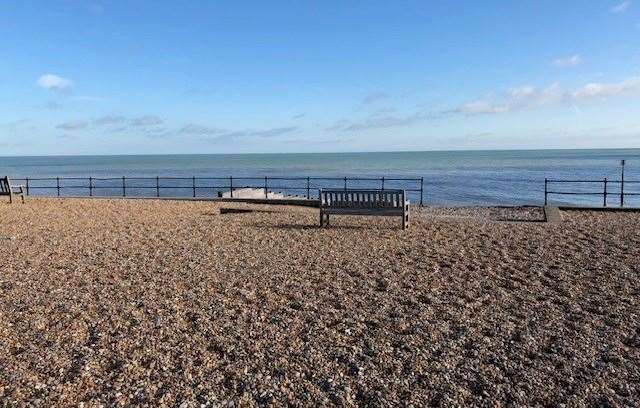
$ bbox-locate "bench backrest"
[0,177,10,195]
[320,189,405,209]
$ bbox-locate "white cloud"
[37,74,73,93]
[457,83,564,115]
[552,54,583,68]
[611,1,631,13]
[453,75,640,116]
[572,76,640,99]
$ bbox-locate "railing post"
[420,177,424,207]
[230,176,233,198]
[192,176,196,198]
[306,177,310,199]
[25,177,29,196]
[620,167,625,208]
[89,177,93,197]
[156,176,160,197]
[603,178,607,207]
[381,176,385,190]
[56,177,60,197]
[544,178,548,206]
[264,176,268,199]
[122,176,126,197]
[343,177,347,191]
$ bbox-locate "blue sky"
[1,1,639,155]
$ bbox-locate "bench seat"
[319,189,410,229]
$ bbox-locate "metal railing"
[13,176,425,206]
[544,178,640,207]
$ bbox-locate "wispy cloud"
[361,91,390,105]
[552,54,583,68]
[611,1,631,13]
[93,115,126,126]
[130,115,164,127]
[200,126,299,143]
[56,120,89,131]
[327,110,436,131]
[37,74,73,93]
[455,76,640,115]
[177,123,225,136]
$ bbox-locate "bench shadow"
[252,222,394,230]
[491,217,546,223]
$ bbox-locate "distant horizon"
[2,146,640,159]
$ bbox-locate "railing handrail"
[12,175,426,206]
[544,177,638,207]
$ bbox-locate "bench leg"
[325,214,330,226]
[9,194,12,204]
[21,194,25,204]
[319,210,323,227]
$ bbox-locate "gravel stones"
[0,199,638,406]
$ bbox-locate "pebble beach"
[1,199,639,406]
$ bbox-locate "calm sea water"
[1,149,639,206]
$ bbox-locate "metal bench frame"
[319,189,410,229]
[1,176,26,204]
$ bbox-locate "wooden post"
[56,177,60,197]
[544,178,548,206]
[156,176,160,197]
[230,176,233,198]
[192,176,196,198]
[122,176,126,197]
[603,178,607,207]
[306,177,310,199]
[89,177,93,197]
[25,177,29,195]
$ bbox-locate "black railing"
[544,178,640,207]
[14,176,425,206]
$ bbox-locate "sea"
[1,149,639,207]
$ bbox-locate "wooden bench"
[1,177,26,204]
[319,189,410,229]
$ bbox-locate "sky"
[1,0,640,155]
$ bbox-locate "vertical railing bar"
[56,177,60,197]
[544,178,548,206]
[603,178,607,207]
[264,176,268,199]
[344,177,347,191]
[192,176,196,198]
[122,176,126,197]
[25,177,30,196]
[621,166,625,208]
[89,177,93,197]
[230,176,233,198]
[420,177,424,207]
[306,176,310,199]
[156,176,160,197]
